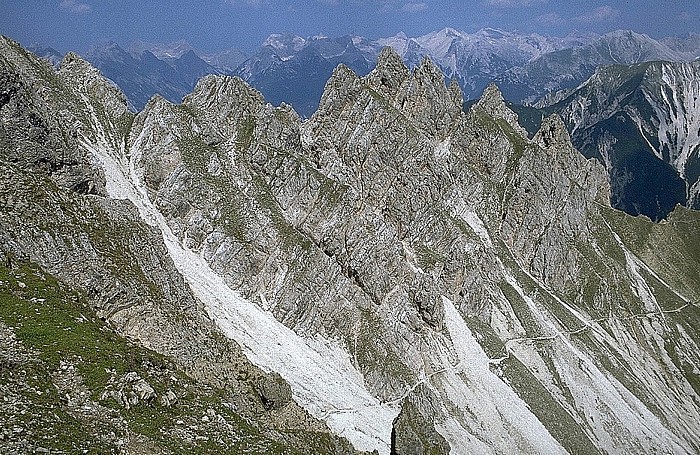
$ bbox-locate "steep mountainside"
[537,60,700,220]
[0,36,359,455]
[661,33,700,60]
[2,36,700,455]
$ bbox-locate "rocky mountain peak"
[471,82,526,135]
[473,82,504,109]
[262,33,307,58]
[439,27,463,38]
[0,36,56,84]
[528,112,610,208]
[0,42,108,196]
[414,55,445,87]
[185,74,265,114]
[365,46,410,98]
[602,29,652,42]
[128,39,195,60]
[0,35,17,51]
[386,55,463,136]
[592,29,685,63]
[58,51,131,120]
[60,51,101,76]
[314,63,364,118]
[534,113,571,149]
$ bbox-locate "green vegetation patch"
[236,115,256,151]
[501,352,602,455]
[0,260,315,454]
[415,244,446,271]
[177,134,219,172]
[354,309,414,387]
[464,317,601,454]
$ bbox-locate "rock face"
[3,35,700,455]
[0,48,106,195]
[0,35,359,455]
[100,372,157,409]
[390,385,450,455]
[539,60,700,220]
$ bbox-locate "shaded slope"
[539,60,700,220]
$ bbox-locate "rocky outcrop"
[100,372,157,409]
[124,43,700,455]
[390,385,450,455]
[502,113,610,289]
[0,43,105,195]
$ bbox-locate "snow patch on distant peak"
[263,33,307,52]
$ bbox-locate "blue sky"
[1,0,698,54]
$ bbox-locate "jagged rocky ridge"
[237,29,700,116]
[2,37,700,455]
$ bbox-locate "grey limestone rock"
[472,82,527,136]
[254,372,293,411]
[131,48,700,453]
[0,39,106,195]
[101,372,156,409]
[366,47,411,99]
[159,389,178,407]
[393,56,462,136]
[0,35,363,455]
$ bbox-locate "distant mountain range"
[29,29,700,116]
[496,30,700,103]
[81,42,222,111]
[127,39,247,73]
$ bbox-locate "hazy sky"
[1,0,698,54]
